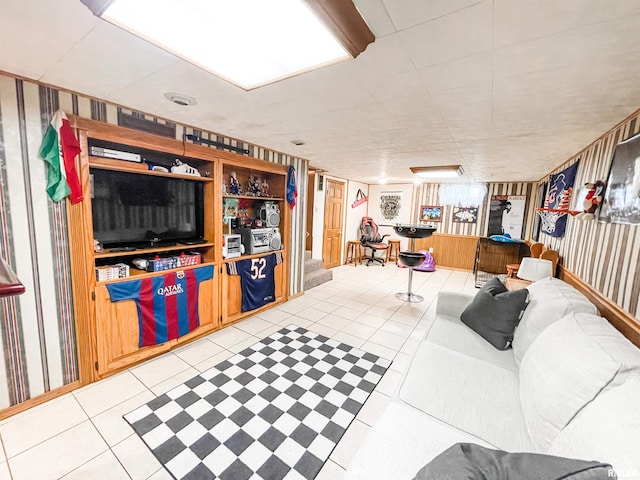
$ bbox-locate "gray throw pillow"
[460,278,529,350]
[412,443,615,480]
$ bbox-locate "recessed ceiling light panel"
[410,165,464,179]
[90,0,370,90]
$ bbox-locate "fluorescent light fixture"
[410,165,464,179]
[81,0,374,90]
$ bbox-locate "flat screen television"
[91,169,204,248]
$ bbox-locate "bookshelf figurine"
[261,178,270,197]
[248,175,260,196]
[229,171,240,195]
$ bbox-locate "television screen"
[91,169,204,248]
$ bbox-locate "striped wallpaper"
[0,73,308,410]
[539,109,640,318]
[416,182,537,239]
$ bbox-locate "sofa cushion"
[519,314,621,451]
[344,400,494,480]
[399,342,533,451]
[425,315,518,371]
[547,376,640,477]
[460,278,529,350]
[512,277,598,366]
[412,443,614,480]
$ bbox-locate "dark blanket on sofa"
[412,443,615,480]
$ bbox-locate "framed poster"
[599,132,640,224]
[420,205,443,223]
[379,191,402,225]
[452,207,478,223]
[542,162,579,237]
[488,195,527,239]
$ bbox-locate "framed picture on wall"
[488,195,527,239]
[599,132,640,225]
[420,205,443,223]
[452,207,478,223]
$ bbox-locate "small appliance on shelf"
[222,234,243,259]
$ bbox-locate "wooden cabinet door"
[222,258,285,325]
[93,272,216,377]
[322,179,344,268]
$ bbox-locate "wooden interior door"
[322,179,344,268]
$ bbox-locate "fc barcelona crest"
[176,270,185,279]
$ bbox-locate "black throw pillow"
[412,443,615,480]
[460,278,529,350]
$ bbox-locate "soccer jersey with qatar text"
[226,252,283,312]
[106,265,214,347]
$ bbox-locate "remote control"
[180,238,207,245]
[110,246,137,252]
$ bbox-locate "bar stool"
[506,263,520,278]
[345,240,361,266]
[387,240,401,263]
[396,251,427,302]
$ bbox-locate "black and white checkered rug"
[124,325,392,480]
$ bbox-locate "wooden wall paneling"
[559,266,640,348]
[414,233,479,271]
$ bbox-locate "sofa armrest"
[436,292,476,319]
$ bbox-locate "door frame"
[322,178,346,268]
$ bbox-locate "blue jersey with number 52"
[227,252,283,312]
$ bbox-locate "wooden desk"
[505,277,532,291]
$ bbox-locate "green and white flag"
[38,110,82,203]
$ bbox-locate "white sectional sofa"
[346,278,640,480]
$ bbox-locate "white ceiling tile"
[381,0,484,31]
[353,0,397,37]
[0,0,98,79]
[40,22,179,98]
[398,0,492,68]
[495,0,591,48]
[359,70,429,101]
[419,51,492,92]
[3,0,640,183]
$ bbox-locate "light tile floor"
[0,265,478,479]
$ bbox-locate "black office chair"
[359,217,389,266]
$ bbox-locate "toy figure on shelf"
[247,175,260,196]
[252,176,261,195]
[229,171,240,195]
[261,178,270,197]
[576,180,605,220]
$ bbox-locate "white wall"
[345,180,369,246]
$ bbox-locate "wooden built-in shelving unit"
[67,116,289,384]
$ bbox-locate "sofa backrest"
[512,277,598,366]
[519,312,640,451]
[547,375,640,476]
